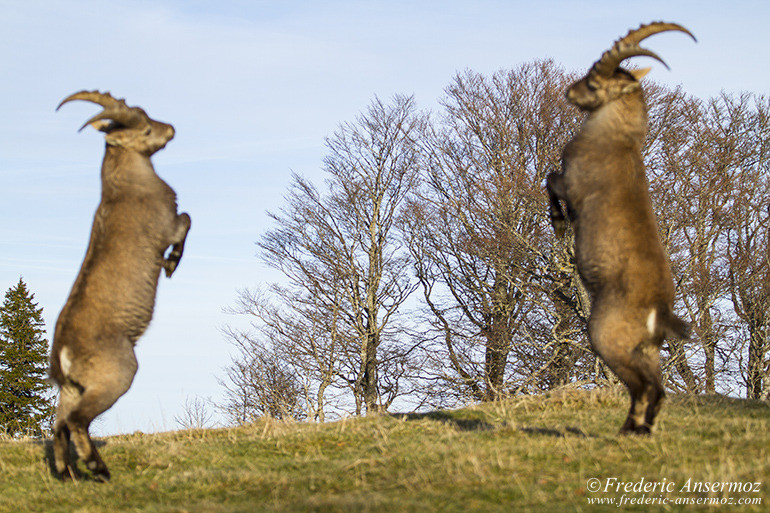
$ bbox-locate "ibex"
[547,22,695,434]
[50,91,191,480]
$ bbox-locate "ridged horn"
[590,22,697,78]
[57,90,144,132]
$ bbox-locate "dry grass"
[0,388,767,512]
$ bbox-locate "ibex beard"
[546,22,695,434]
[50,91,191,480]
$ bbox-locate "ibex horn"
[57,90,144,132]
[590,22,697,78]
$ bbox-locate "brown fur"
[50,91,191,480]
[547,25,692,435]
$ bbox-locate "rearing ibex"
[547,22,695,434]
[50,91,191,480]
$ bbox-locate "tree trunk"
[362,331,380,413]
[482,272,512,401]
[315,378,330,422]
[666,339,698,393]
[483,328,508,401]
[698,308,716,393]
[549,287,575,388]
[746,320,767,400]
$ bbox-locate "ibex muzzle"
[50,91,191,480]
[547,23,694,434]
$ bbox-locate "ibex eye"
[144,127,152,136]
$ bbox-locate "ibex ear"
[629,67,651,81]
[621,68,650,94]
[89,120,114,133]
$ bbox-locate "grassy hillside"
[1,388,767,512]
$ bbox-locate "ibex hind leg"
[53,417,74,479]
[53,383,81,479]
[614,340,665,435]
[636,344,665,433]
[616,347,664,435]
[68,416,110,481]
[589,311,654,435]
[65,345,137,481]
[615,366,651,435]
[164,212,191,277]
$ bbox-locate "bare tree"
[722,93,770,399]
[644,84,729,393]
[220,326,306,422]
[224,288,345,422]
[404,61,592,402]
[225,95,424,418]
[646,87,770,397]
[174,396,216,430]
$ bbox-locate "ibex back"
[547,23,694,434]
[50,91,191,480]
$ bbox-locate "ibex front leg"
[164,213,191,278]
[546,172,569,238]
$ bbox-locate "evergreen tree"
[0,278,55,437]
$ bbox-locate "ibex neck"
[583,95,648,143]
[101,146,159,194]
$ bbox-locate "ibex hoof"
[619,420,652,436]
[552,220,566,239]
[88,462,111,482]
[163,258,179,278]
[92,469,111,482]
[57,465,78,481]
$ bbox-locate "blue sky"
[1,1,767,435]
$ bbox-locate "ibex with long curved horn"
[50,91,191,480]
[546,22,695,434]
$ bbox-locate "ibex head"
[566,22,696,111]
[58,91,175,156]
